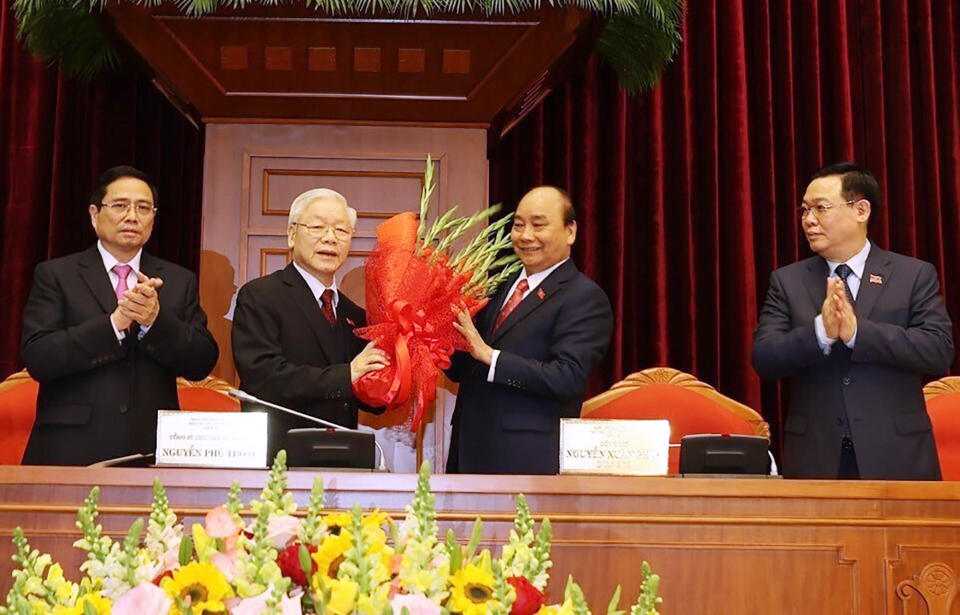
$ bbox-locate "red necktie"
[319,289,336,325]
[494,279,529,331]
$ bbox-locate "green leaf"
[445,528,461,574]
[298,543,314,583]
[606,584,625,615]
[179,535,194,566]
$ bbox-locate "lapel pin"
[537,288,546,300]
[869,274,883,285]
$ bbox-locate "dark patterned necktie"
[319,289,336,325]
[834,264,855,304]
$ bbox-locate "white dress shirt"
[293,261,339,317]
[97,241,148,342]
[814,239,870,354]
[487,258,570,381]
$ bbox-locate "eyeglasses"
[99,200,157,217]
[293,222,352,241]
[798,200,857,220]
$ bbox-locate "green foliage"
[118,519,144,587]
[629,561,662,615]
[225,480,246,529]
[299,476,327,545]
[564,575,591,615]
[596,0,684,94]
[489,559,516,615]
[251,449,296,517]
[12,0,682,91]
[12,0,117,80]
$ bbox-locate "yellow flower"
[321,512,353,533]
[535,599,574,615]
[316,577,358,615]
[448,564,501,615]
[322,510,390,535]
[312,530,354,580]
[52,592,111,615]
[160,561,232,614]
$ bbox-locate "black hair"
[89,166,159,208]
[809,162,881,215]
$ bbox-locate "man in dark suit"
[20,166,219,465]
[753,162,954,480]
[232,189,388,458]
[449,186,613,474]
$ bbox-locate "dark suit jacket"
[752,245,954,479]
[231,264,369,458]
[446,259,613,474]
[20,245,219,465]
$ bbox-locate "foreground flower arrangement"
[0,453,662,614]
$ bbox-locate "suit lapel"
[803,256,830,312]
[854,245,892,320]
[281,264,335,363]
[78,245,118,314]
[489,260,576,344]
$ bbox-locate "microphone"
[87,452,154,468]
[228,388,388,471]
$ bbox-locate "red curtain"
[490,0,960,454]
[0,0,204,378]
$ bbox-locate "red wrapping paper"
[353,212,487,432]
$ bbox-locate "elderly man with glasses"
[20,165,219,465]
[231,188,388,459]
[752,162,954,480]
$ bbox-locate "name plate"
[155,411,268,468]
[559,419,670,476]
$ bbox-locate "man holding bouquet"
[449,186,613,474]
[232,188,389,458]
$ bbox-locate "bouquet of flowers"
[0,452,662,615]
[352,157,522,432]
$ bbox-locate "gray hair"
[287,188,358,228]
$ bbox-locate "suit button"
[842,376,851,385]
[835,418,844,426]
[119,405,128,414]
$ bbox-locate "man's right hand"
[821,277,842,339]
[110,308,133,332]
[350,341,390,382]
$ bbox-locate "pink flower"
[205,506,242,539]
[113,582,173,615]
[230,588,303,615]
[390,593,442,615]
[266,514,301,549]
[211,550,240,581]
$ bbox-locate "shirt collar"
[826,239,871,280]
[518,257,569,289]
[97,240,142,276]
[292,261,339,306]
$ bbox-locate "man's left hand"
[452,307,494,365]
[118,272,163,327]
[836,289,857,343]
